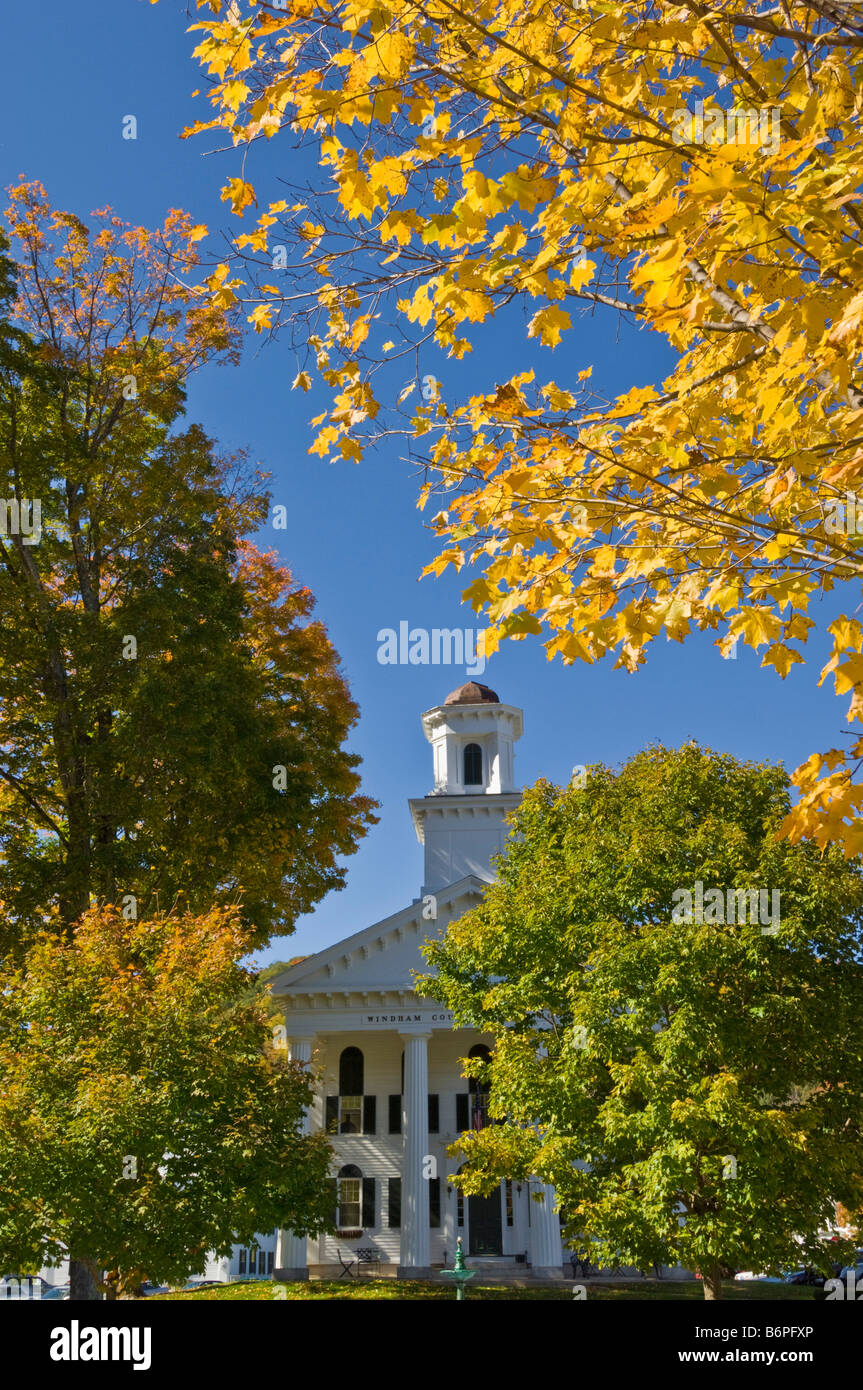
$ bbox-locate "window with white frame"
[338,1163,363,1231]
[464,742,483,785]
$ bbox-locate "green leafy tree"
[0,904,333,1300]
[0,184,376,1297]
[0,183,376,955]
[421,745,863,1299]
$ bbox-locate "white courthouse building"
[263,681,567,1279]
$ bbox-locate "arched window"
[468,1043,491,1087]
[337,1164,362,1231]
[464,742,483,785]
[468,1044,491,1129]
[339,1047,363,1133]
[339,1046,364,1095]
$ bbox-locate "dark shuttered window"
[325,1095,339,1134]
[362,1177,376,1229]
[388,1177,401,1229]
[456,1093,469,1132]
[428,1094,440,1133]
[323,1177,338,1229]
[388,1094,402,1134]
[429,1177,441,1228]
[362,1094,377,1135]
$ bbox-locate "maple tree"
[0,183,376,956]
[174,0,863,855]
[0,904,333,1299]
[0,184,375,1297]
[419,746,863,1299]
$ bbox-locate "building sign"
[363,1012,454,1025]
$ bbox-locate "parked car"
[139,1281,171,1297]
[41,1283,70,1301]
[784,1268,825,1286]
[837,1259,863,1284]
[176,1279,221,1292]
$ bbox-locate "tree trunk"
[701,1264,723,1300]
[106,1268,146,1299]
[69,1258,102,1301]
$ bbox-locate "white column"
[275,1035,314,1280]
[530,1180,563,1275]
[399,1031,431,1273]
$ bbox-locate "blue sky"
[0,1,850,966]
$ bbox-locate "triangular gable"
[268,876,486,998]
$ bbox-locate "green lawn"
[149,1278,817,1301]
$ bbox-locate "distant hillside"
[257,959,308,1022]
[258,958,307,984]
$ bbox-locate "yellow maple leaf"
[370,31,413,82]
[734,608,782,649]
[830,653,863,698]
[248,303,273,333]
[221,79,250,112]
[527,306,571,348]
[761,643,804,679]
[221,178,257,215]
[828,617,863,653]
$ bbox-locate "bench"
[356,1247,380,1277]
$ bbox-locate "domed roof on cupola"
[443,681,500,705]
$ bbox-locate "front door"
[468,1188,502,1255]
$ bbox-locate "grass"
[149,1278,817,1301]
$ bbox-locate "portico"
[268,683,564,1277]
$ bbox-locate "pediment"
[268,876,486,999]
